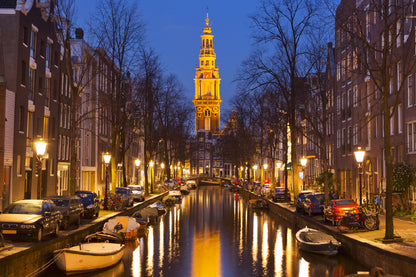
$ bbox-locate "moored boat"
[54,242,125,274]
[295,226,341,255]
[103,216,146,240]
[249,199,269,209]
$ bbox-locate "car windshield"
[335,199,356,206]
[50,199,69,207]
[313,194,325,202]
[5,203,42,215]
[76,193,93,201]
[116,188,128,194]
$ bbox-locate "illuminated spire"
[203,11,212,34]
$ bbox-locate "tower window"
[205,110,211,117]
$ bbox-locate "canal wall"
[241,189,416,277]
[0,193,167,277]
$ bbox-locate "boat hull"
[296,227,340,256]
[54,242,125,274]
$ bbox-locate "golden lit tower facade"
[193,13,221,135]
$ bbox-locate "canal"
[44,186,368,276]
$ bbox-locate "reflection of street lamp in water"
[103,153,111,210]
[34,139,47,199]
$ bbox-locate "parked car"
[295,190,313,212]
[272,187,290,202]
[115,187,134,207]
[44,195,84,229]
[303,193,325,216]
[0,199,61,242]
[128,185,145,202]
[261,183,273,197]
[75,191,100,218]
[323,199,360,226]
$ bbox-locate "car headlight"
[20,224,36,229]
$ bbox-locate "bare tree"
[89,0,144,192]
[240,0,320,200]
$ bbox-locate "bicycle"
[337,207,379,233]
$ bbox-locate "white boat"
[54,242,125,274]
[295,226,341,255]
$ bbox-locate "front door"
[24,171,32,199]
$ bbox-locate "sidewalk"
[347,215,416,259]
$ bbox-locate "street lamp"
[263,164,268,183]
[34,139,47,199]
[354,147,365,205]
[300,157,307,190]
[161,162,165,182]
[276,161,282,186]
[149,160,154,194]
[103,152,111,210]
[253,165,258,181]
[135,159,141,184]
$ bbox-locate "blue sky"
[76,0,259,111]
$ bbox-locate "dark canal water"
[44,186,368,277]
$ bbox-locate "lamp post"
[240,166,243,179]
[253,165,258,181]
[135,159,141,185]
[149,161,154,194]
[263,164,268,183]
[103,152,111,210]
[161,162,165,182]
[354,147,365,205]
[34,139,47,199]
[276,161,282,187]
[300,157,307,190]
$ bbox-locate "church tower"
[193,13,222,135]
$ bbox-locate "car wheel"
[36,228,43,242]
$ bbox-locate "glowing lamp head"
[161,163,165,169]
[276,161,282,169]
[300,157,307,167]
[149,161,154,167]
[253,165,258,170]
[135,159,141,167]
[103,153,111,164]
[354,147,365,163]
[263,164,268,170]
[34,139,47,156]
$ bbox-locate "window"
[18,106,25,132]
[204,109,211,117]
[390,106,394,135]
[408,75,414,107]
[30,28,37,58]
[45,42,50,68]
[407,122,416,153]
[45,77,50,106]
[17,155,22,176]
[397,62,401,91]
[397,20,401,47]
[23,26,29,45]
[353,86,358,107]
[27,111,33,140]
[398,104,402,134]
[43,116,49,139]
[21,61,26,85]
[28,68,35,100]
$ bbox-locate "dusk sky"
[76,0,260,113]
